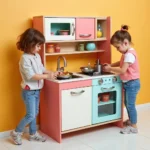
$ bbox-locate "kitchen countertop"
[47,72,118,83]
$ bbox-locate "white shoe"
[120,126,138,134]
[10,130,22,145]
[29,132,46,142]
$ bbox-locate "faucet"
[56,56,67,72]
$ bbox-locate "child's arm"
[31,70,59,80]
[43,70,51,74]
[102,61,120,68]
[111,61,120,67]
[107,52,135,74]
[31,74,50,80]
[104,62,130,74]
[43,70,57,74]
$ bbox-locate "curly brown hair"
[110,25,132,45]
[16,28,45,53]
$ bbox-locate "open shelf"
[96,18,108,39]
[45,37,107,43]
[98,100,115,106]
[45,49,105,56]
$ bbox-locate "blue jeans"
[123,79,140,124]
[15,89,40,134]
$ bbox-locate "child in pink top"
[103,25,140,134]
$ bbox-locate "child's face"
[31,44,42,54]
[113,39,129,54]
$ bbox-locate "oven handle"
[72,23,75,36]
[70,90,85,96]
[79,34,92,37]
[101,86,115,92]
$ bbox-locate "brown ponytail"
[111,25,132,44]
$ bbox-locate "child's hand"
[47,71,58,79]
[102,64,111,72]
[103,63,110,66]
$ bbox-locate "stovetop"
[77,72,114,77]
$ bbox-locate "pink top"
[120,48,140,81]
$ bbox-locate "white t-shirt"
[124,48,135,64]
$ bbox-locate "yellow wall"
[0,0,150,132]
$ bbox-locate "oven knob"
[113,76,117,83]
[98,78,103,85]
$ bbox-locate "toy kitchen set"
[33,16,123,143]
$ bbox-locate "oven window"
[97,91,117,117]
[51,23,70,35]
[98,104,116,117]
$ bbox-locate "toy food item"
[101,93,110,102]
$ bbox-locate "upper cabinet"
[33,16,111,59]
[44,18,75,41]
[75,18,95,40]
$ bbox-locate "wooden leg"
[113,120,123,128]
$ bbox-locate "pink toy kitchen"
[33,16,123,143]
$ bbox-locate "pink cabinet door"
[76,18,95,40]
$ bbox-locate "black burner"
[78,72,113,76]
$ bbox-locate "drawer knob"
[113,77,117,83]
[98,78,103,85]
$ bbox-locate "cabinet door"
[44,18,75,41]
[76,18,95,40]
[62,87,92,131]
